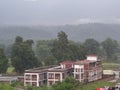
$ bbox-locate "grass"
[80,80,115,90]
[7,66,14,73]
[102,62,120,70]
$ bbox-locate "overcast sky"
[0,0,120,25]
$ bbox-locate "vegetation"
[0,31,119,74]
[11,36,39,73]
[35,31,120,66]
[0,84,14,90]
[0,48,8,73]
[0,77,114,90]
[0,30,119,90]
[103,63,120,70]
[102,38,119,60]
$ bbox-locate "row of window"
[74,68,83,72]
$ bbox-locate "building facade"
[74,55,102,83]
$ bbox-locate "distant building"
[0,76,17,84]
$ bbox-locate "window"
[32,82,37,86]
[81,68,83,72]
[49,73,54,79]
[81,74,84,79]
[32,75,37,80]
[75,74,79,79]
[25,75,31,80]
[55,74,60,79]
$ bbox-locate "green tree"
[0,48,8,73]
[35,40,55,66]
[102,38,119,60]
[83,38,100,55]
[52,80,74,90]
[11,36,39,73]
[51,31,72,63]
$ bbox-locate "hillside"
[0,23,120,45]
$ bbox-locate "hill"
[0,23,120,45]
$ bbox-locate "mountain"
[0,23,120,45]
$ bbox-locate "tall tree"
[83,38,100,55]
[102,38,119,60]
[51,31,71,62]
[0,48,8,73]
[11,36,39,73]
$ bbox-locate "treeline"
[0,31,119,74]
[36,31,119,66]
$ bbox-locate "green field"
[102,63,120,70]
[7,66,14,74]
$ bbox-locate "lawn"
[80,80,115,90]
[7,66,14,74]
[102,63,120,70]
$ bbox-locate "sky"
[0,0,120,25]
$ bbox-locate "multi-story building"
[24,66,56,86]
[24,55,102,86]
[74,55,102,83]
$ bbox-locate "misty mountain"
[0,23,120,45]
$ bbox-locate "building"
[24,66,56,87]
[74,55,102,83]
[0,76,18,84]
[24,55,102,86]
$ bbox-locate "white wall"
[87,56,98,61]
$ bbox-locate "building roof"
[47,66,72,72]
[25,65,58,73]
[74,60,97,65]
[0,76,17,82]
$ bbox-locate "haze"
[0,0,120,25]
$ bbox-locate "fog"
[0,0,120,25]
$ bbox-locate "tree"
[83,39,100,55]
[102,38,119,60]
[11,36,39,73]
[35,40,55,66]
[52,77,74,90]
[0,48,8,73]
[51,31,73,63]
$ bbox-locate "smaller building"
[74,55,102,83]
[113,70,120,79]
[24,66,56,87]
[0,76,17,84]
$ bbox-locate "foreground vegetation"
[0,79,115,90]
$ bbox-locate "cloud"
[72,18,120,25]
